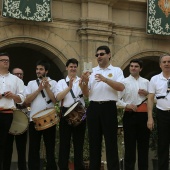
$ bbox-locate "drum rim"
[32,107,56,119]
[64,101,80,117]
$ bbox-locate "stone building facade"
[0,0,167,82]
[0,0,167,168]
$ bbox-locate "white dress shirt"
[24,77,58,121]
[56,76,85,107]
[149,72,170,110]
[117,75,149,108]
[0,73,25,109]
[88,65,124,101]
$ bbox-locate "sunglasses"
[95,52,106,57]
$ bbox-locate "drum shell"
[32,108,60,131]
[64,102,86,127]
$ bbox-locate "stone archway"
[0,24,81,83]
[112,39,170,79]
[112,39,170,68]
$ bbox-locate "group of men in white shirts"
[0,48,170,170]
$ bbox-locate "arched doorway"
[0,45,64,85]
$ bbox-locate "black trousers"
[123,111,150,170]
[28,122,57,170]
[58,107,86,170]
[157,109,170,170]
[0,113,13,170]
[87,101,119,170]
[3,131,27,170]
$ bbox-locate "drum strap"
[66,81,83,101]
[36,79,52,104]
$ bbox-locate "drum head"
[32,108,55,118]
[64,102,79,117]
[9,110,29,135]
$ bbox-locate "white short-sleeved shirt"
[56,76,85,107]
[88,65,124,101]
[24,77,58,121]
[149,72,170,110]
[0,73,25,109]
[117,75,149,108]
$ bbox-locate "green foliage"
[117,107,124,125]
[149,106,158,158]
[55,101,60,114]
[117,107,124,160]
[83,127,89,161]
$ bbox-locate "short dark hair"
[96,46,111,54]
[0,52,10,57]
[130,59,143,68]
[66,58,78,67]
[36,60,50,71]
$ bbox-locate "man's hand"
[69,77,74,89]
[138,89,148,96]
[3,91,15,99]
[79,71,90,87]
[126,104,137,111]
[147,117,154,130]
[95,74,107,82]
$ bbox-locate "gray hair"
[159,54,170,63]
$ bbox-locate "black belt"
[157,108,170,112]
[91,100,116,104]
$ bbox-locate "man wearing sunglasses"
[0,53,25,170]
[3,68,28,170]
[80,45,125,170]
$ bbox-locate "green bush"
[149,106,158,158]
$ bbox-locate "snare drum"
[64,101,86,127]
[9,109,29,135]
[32,108,59,131]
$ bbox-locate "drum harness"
[156,79,170,100]
[66,81,83,103]
[59,81,83,116]
[36,79,52,104]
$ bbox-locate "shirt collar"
[0,72,10,77]
[66,76,79,83]
[129,74,140,80]
[37,77,50,81]
[159,72,169,80]
[96,64,112,71]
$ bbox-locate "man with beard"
[24,60,58,170]
[80,46,124,170]
[117,59,150,170]
[56,58,86,170]
[0,53,25,170]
